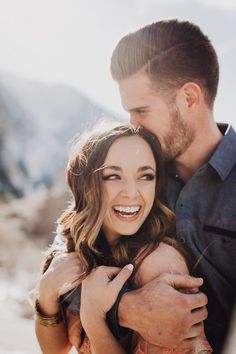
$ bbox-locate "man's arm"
[117,244,208,349]
[119,274,207,347]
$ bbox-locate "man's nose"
[130,112,140,127]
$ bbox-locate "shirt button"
[180,203,184,208]
[179,237,185,244]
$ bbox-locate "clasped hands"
[38,252,208,351]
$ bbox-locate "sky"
[0,0,235,126]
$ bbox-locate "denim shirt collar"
[208,124,236,181]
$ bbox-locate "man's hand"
[118,273,208,350]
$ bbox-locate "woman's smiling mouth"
[112,205,141,220]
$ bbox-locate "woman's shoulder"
[134,241,189,287]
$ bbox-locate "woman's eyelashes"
[140,173,156,181]
[102,173,155,181]
[102,174,120,181]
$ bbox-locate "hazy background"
[0,0,236,124]
[0,1,235,353]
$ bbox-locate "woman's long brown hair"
[42,122,191,280]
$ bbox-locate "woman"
[35,123,211,353]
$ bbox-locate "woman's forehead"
[104,135,156,167]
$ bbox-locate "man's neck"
[175,121,223,182]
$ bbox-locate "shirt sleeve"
[106,287,132,340]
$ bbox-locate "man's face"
[118,71,195,160]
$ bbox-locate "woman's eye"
[102,174,120,181]
[140,174,155,181]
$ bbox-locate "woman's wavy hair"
[43,122,190,280]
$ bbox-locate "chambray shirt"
[166,124,236,354]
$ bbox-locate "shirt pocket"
[203,225,236,238]
[202,224,236,286]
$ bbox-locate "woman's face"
[102,135,156,244]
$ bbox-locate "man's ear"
[180,82,203,108]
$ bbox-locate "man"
[109,19,236,353]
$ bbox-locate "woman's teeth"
[113,206,141,217]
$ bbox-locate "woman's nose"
[121,179,139,198]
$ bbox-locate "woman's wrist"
[82,314,106,335]
[81,307,106,330]
[35,299,63,327]
[37,294,60,316]
[118,288,139,329]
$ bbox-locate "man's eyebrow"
[128,106,149,112]
[138,166,156,172]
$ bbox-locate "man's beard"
[162,107,195,161]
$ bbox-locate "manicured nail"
[125,264,134,271]
[197,278,204,284]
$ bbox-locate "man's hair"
[111,19,219,108]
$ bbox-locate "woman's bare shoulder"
[135,242,189,287]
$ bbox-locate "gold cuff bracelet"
[35,299,63,327]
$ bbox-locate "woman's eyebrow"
[138,166,156,172]
[103,165,156,172]
[103,165,122,171]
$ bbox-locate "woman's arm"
[35,252,83,354]
[84,317,127,354]
[135,242,190,286]
[80,265,134,354]
[35,317,72,354]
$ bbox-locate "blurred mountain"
[0,181,69,323]
[0,73,115,200]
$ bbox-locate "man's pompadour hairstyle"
[111,19,219,108]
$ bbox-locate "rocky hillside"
[0,73,117,326]
[0,73,115,200]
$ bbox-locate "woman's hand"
[80,264,133,327]
[37,252,83,315]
